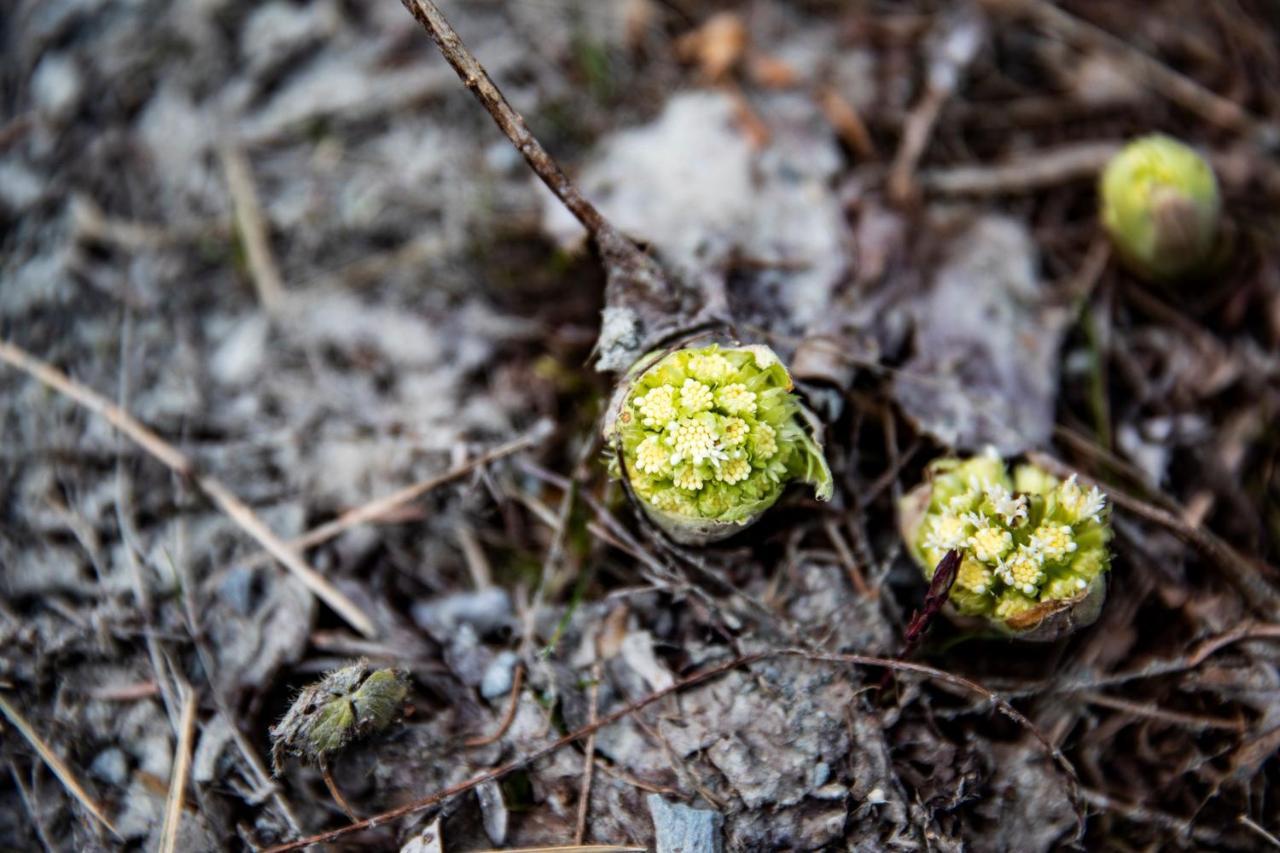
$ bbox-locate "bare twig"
[919,141,1119,196]
[465,663,525,748]
[0,693,120,839]
[1238,814,1280,849]
[159,683,198,853]
[245,421,551,570]
[321,766,358,821]
[1081,691,1245,733]
[982,0,1257,133]
[219,144,286,313]
[574,664,602,845]
[0,339,377,637]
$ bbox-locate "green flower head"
[901,454,1113,638]
[1100,134,1221,281]
[609,344,832,543]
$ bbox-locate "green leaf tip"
[608,343,832,543]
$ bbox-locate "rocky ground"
[2,0,1279,850]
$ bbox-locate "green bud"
[1100,134,1221,281]
[899,453,1113,640]
[270,660,410,773]
[606,344,832,544]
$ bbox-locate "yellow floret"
[997,549,1044,597]
[956,558,993,595]
[722,416,749,447]
[634,386,676,428]
[716,457,751,485]
[673,465,705,492]
[1030,524,1077,563]
[716,383,757,416]
[968,526,1013,564]
[924,514,968,552]
[679,379,714,413]
[688,352,733,383]
[667,418,717,465]
[634,436,670,475]
[752,423,778,459]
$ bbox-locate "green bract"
[900,454,1113,639]
[1100,134,1221,281]
[608,344,832,543]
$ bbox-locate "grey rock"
[648,793,723,853]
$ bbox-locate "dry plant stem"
[265,648,1080,851]
[464,663,525,748]
[1237,815,1280,849]
[244,422,550,570]
[0,693,121,839]
[1029,451,1280,617]
[398,0,605,240]
[473,848,645,853]
[0,339,377,637]
[322,766,358,821]
[1078,787,1220,844]
[1080,691,1244,733]
[984,0,1256,133]
[574,664,602,845]
[159,684,198,853]
[888,87,945,205]
[919,141,1119,196]
[219,144,286,313]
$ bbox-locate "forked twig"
[0,339,376,637]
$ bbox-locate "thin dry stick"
[0,339,376,637]
[465,663,525,748]
[983,0,1256,132]
[0,693,121,839]
[398,0,606,238]
[159,684,198,853]
[1028,451,1280,617]
[265,648,1078,852]
[919,140,1119,196]
[574,664,602,845]
[219,144,286,313]
[245,422,550,570]
[1081,691,1245,733]
[474,847,645,853]
[321,766,358,821]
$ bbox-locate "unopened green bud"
[606,344,832,544]
[270,660,410,773]
[899,453,1113,640]
[1100,134,1220,281]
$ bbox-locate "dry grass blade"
[0,339,377,637]
[159,684,198,853]
[219,144,286,313]
[0,693,121,839]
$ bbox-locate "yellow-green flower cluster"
[1100,134,1221,281]
[612,344,832,532]
[907,454,1112,624]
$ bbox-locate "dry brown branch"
[0,339,377,637]
[464,663,525,748]
[1078,787,1220,844]
[0,693,121,839]
[1029,451,1280,617]
[982,0,1257,132]
[245,421,551,570]
[919,141,1119,196]
[574,663,602,845]
[264,648,1078,851]
[159,684,198,853]
[321,766,358,821]
[1081,691,1245,733]
[219,144,286,313]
